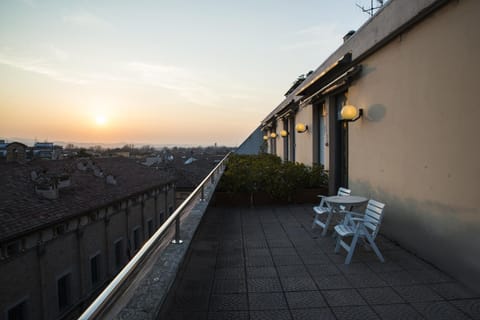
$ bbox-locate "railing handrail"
[78,152,231,319]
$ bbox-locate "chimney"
[343,30,355,42]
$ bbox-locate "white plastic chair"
[312,187,351,236]
[334,199,386,264]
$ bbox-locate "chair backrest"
[337,187,351,197]
[362,199,386,239]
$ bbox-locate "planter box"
[211,186,328,207]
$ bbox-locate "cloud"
[62,12,113,30]
[49,46,69,61]
[0,52,88,84]
[127,61,220,106]
[0,49,258,107]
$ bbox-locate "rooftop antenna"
[356,0,384,17]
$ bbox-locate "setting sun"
[95,115,107,126]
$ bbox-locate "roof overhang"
[296,53,352,97]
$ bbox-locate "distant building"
[4,142,28,163]
[0,140,6,158]
[32,142,63,160]
[0,157,176,320]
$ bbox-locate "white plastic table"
[320,195,368,236]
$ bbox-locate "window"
[57,273,71,311]
[147,219,154,238]
[114,239,124,269]
[6,241,20,257]
[90,254,101,286]
[133,227,141,251]
[7,300,27,320]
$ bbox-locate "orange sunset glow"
[0,1,367,146]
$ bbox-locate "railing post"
[171,216,183,244]
[200,185,205,201]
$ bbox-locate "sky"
[0,0,372,147]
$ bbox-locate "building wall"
[0,250,43,320]
[0,185,174,320]
[347,0,480,290]
[293,104,314,165]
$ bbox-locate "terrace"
[79,155,479,320]
[159,204,479,320]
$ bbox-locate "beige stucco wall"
[294,104,314,165]
[347,0,480,290]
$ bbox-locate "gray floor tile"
[277,265,310,278]
[393,285,444,303]
[322,289,367,306]
[212,278,246,294]
[169,311,207,320]
[412,301,471,319]
[301,254,331,265]
[209,294,248,311]
[246,248,271,257]
[273,254,303,266]
[214,267,245,280]
[332,305,380,320]
[208,311,249,320]
[430,282,480,300]
[280,277,318,291]
[270,247,297,256]
[246,266,278,278]
[450,299,480,319]
[306,263,341,276]
[314,274,352,289]
[248,292,288,310]
[378,271,419,286]
[337,262,374,275]
[358,287,405,305]
[250,310,292,320]
[366,261,404,273]
[247,278,283,293]
[285,291,327,308]
[291,308,336,320]
[373,304,424,320]
[346,273,387,288]
[246,256,274,267]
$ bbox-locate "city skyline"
[1,0,370,146]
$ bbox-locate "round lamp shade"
[270,132,277,139]
[295,123,308,133]
[340,105,358,120]
[280,130,288,137]
[263,135,269,141]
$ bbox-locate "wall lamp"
[295,123,308,133]
[263,135,269,141]
[340,104,363,122]
[270,132,277,139]
[280,130,288,137]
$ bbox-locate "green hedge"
[218,154,328,200]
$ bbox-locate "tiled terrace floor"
[160,205,480,320]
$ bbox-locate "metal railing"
[78,152,230,319]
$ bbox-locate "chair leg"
[334,235,342,253]
[345,233,360,264]
[321,212,333,237]
[366,235,385,263]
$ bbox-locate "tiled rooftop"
[0,157,174,241]
[160,204,480,320]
